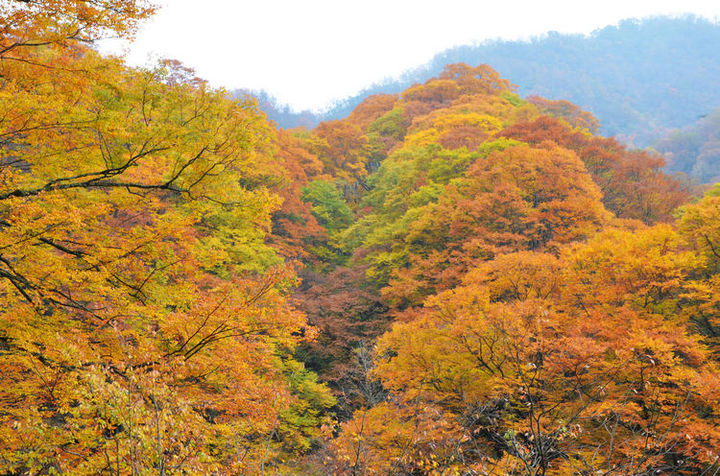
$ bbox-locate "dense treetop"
[267,62,719,474]
[2,2,719,474]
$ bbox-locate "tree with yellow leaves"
[0,2,334,473]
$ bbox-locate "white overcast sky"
[100,0,720,111]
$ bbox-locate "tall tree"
[0,2,334,473]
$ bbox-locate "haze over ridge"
[251,15,720,150]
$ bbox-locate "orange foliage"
[0,5,334,473]
[502,116,691,222]
[384,144,610,307]
[3,9,714,470]
[269,130,328,260]
[335,235,720,473]
[309,120,369,183]
[527,95,601,132]
[346,93,399,129]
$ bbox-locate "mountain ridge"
[245,15,720,151]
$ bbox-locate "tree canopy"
[2,3,718,474]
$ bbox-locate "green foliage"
[501,91,526,107]
[4,6,716,472]
[301,180,353,232]
[277,359,337,452]
[367,107,407,140]
[706,183,720,197]
[476,137,524,157]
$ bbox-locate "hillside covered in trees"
[655,105,720,184]
[2,2,720,475]
[255,16,720,153]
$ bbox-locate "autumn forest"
[1,2,720,475]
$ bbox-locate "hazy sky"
[100,0,720,111]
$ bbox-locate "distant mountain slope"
[655,106,720,183]
[247,16,720,149]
